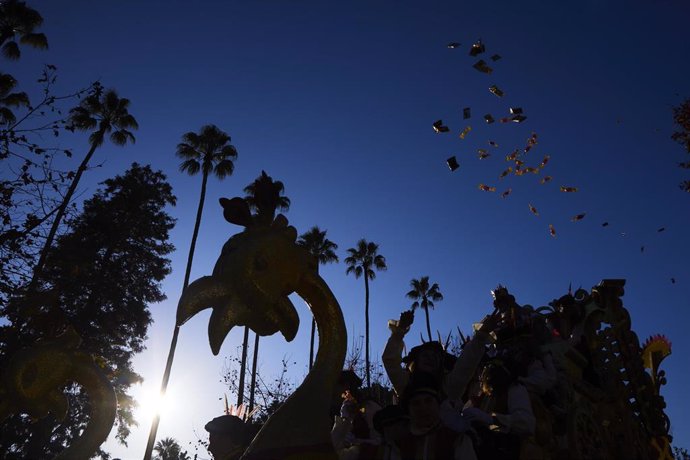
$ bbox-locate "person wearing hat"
[395,372,477,460]
[383,310,498,402]
[204,414,258,460]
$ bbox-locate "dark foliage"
[0,163,176,458]
[671,98,690,192]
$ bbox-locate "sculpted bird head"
[176,196,317,355]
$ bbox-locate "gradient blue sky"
[6,1,690,458]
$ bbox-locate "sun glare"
[135,385,176,424]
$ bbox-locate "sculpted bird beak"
[177,275,300,356]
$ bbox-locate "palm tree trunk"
[424,306,433,342]
[249,332,260,414]
[309,318,316,370]
[237,326,250,406]
[144,171,209,460]
[364,274,371,387]
[29,141,99,292]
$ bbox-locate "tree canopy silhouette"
[0,163,176,458]
[0,0,48,60]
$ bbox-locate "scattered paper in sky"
[469,39,485,56]
[489,85,504,97]
[433,120,449,133]
[473,60,493,74]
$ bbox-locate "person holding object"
[382,309,498,402]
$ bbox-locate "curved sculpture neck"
[242,271,346,460]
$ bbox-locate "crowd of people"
[204,285,576,460]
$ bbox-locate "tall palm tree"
[30,87,137,289]
[297,226,339,370]
[241,171,290,411]
[345,239,387,387]
[0,0,48,60]
[176,125,238,290]
[406,276,444,342]
[144,124,237,460]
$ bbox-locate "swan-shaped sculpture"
[0,326,117,459]
[177,194,347,460]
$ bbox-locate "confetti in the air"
[447,156,460,171]
[469,40,485,56]
[524,167,539,174]
[571,213,586,222]
[463,107,471,119]
[510,107,523,115]
[539,155,550,168]
[549,224,556,237]
[641,246,645,253]
[499,167,513,179]
[478,184,496,192]
[506,150,519,161]
[560,186,578,193]
[657,227,666,232]
[488,140,499,147]
[459,126,472,139]
[501,188,512,198]
[433,120,449,133]
[671,278,676,284]
[602,222,609,227]
[529,203,539,216]
[490,54,501,61]
[447,42,461,49]
[511,114,527,123]
[478,149,490,159]
[540,176,552,184]
[484,114,495,124]
[489,85,504,97]
[473,60,493,74]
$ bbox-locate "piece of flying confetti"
[489,85,504,97]
[433,120,449,133]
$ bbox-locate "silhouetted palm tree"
[345,239,387,387]
[0,73,29,125]
[177,125,238,289]
[242,171,291,411]
[0,0,48,60]
[145,124,237,460]
[243,170,290,223]
[153,437,190,460]
[297,226,339,370]
[406,276,443,342]
[31,87,137,288]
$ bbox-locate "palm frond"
[179,158,201,175]
[19,32,47,49]
[2,41,20,60]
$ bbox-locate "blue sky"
[6,0,690,457]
